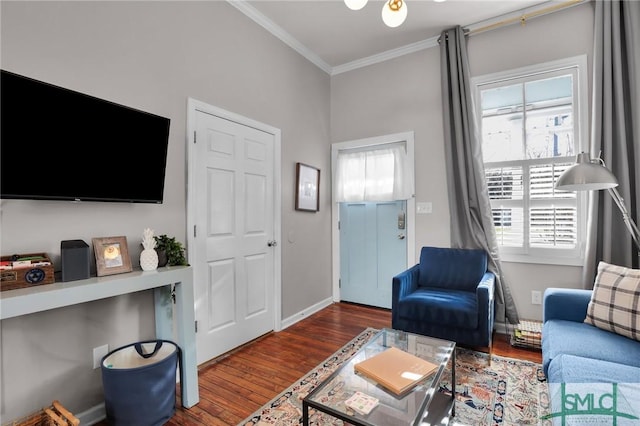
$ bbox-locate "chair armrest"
[476,272,495,303]
[476,272,495,317]
[476,272,495,340]
[392,264,420,302]
[542,287,592,323]
[392,264,420,326]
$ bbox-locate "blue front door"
[339,201,407,308]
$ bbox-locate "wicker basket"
[7,401,79,426]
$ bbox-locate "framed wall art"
[295,162,320,212]
[92,236,133,276]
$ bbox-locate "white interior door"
[188,100,281,365]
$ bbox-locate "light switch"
[416,202,433,214]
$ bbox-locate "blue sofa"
[542,287,640,384]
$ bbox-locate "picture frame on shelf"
[295,162,320,212]
[92,236,132,276]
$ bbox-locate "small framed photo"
[295,162,320,212]
[92,236,132,276]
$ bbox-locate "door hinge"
[338,221,340,230]
[195,321,198,333]
[193,130,197,143]
[339,278,341,288]
[194,225,197,238]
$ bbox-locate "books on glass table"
[354,347,438,395]
[345,391,379,415]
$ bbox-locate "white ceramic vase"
[140,248,159,271]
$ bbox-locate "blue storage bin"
[101,340,181,426]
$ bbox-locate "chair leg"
[488,333,493,366]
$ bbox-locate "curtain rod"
[337,141,406,155]
[467,0,587,36]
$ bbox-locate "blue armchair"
[392,246,495,354]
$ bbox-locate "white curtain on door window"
[335,145,413,202]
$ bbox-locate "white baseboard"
[494,321,510,335]
[280,297,333,330]
[76,403,105,425]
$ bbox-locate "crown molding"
[331,36,439,76]
[227,0,332,75]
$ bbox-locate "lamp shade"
[381,0,407,28]
[344,0,368,11]
[555,152,619,191]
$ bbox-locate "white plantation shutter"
[529,162,577,248]
[492,207,524,247]
[485,160,579,257]
[486,166,524,247]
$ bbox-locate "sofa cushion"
[585,261,640,341]
[418,246,487,291]
[542,319,640,374]
[397,287,478,328]
[547,355,640,422]
[547,353,640,383]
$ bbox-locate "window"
[473,56,588,265]
[334,143,413,202]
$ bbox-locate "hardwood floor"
[98,302,542,425]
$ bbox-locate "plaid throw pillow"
[585,261,640,341]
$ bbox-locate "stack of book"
[354,347,437,395]
[345,392,379,415]
[510,320,542,349]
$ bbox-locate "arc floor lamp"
[555,152,640,260]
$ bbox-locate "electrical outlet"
[93,344,109,369]
[531,290,542,305]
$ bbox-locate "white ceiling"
[234,0,572,74]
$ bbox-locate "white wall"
[331,2,595,322]
[0,1,331,421]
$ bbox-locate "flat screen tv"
[1,70,170,203]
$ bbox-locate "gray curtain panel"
[584,0,640,286]
[439,26,519,325]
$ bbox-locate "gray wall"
[0,1,330,421]
[331,2,595,322]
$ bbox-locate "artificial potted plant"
[153,234,187,267]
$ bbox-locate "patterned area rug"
[239,328,549,426]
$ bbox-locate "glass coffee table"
[302,328,455,426]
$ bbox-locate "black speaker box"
[61,239,90,282]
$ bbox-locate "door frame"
[186,98,283,360]
[331,131,416,304]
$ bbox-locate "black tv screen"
[1,70,170,203]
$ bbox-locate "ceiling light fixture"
[381,0,407,28]
[344,0,368,11]
[344,0,409,28]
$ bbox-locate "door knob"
[398,234,405,240]
[267,240,278,247]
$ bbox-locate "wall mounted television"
[1,70,170,203]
